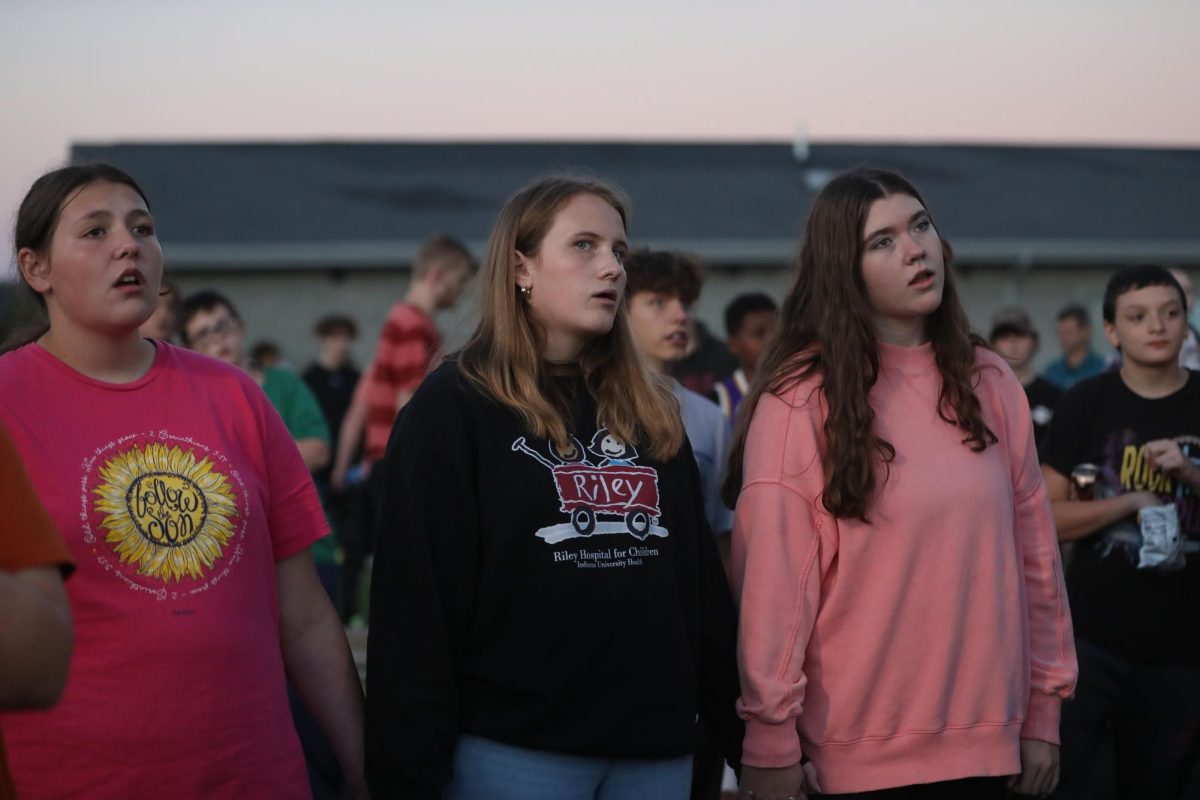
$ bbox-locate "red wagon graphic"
[551,463,660,539]
[513,436,661,540]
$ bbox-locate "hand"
[738,762,814,799]
[331,463,349,491]
[1145,439,1189,473]
[1007,738,1059,797]
[1145,438,1200,488]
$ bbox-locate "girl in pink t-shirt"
[0,164,366,799]
[726,168,1077,799]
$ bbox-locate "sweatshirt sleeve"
[364,367,479,798]
[998,362,1079,744]
[732,388,832,768]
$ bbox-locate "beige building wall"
[169,263,1171,376]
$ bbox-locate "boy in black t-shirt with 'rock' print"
[1041,264,1200,799]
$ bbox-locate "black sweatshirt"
[365,363,743,798]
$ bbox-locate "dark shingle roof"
[71,141,1200,269]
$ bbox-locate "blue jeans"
[444,735,693,800]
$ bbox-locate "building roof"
[71,140,1200,270]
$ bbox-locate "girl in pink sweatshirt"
[726,168,1078,799]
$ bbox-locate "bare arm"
[1042,466,1158,542]
[0,566,72,709]
[332,399,368,489]
[295,437,331,474]
[278,550,367,797]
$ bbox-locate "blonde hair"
[457,174,684,461]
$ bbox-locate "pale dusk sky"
[1,0,1197,254]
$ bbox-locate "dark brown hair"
[622,249,702,306]
[722,167,995,520]
[179,289,240,345]
[314,314,358,339]
[4,163,150,352]
[1102,264,1185,322]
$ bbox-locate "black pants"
[1051,637,1200,799]
[690,719,726,800]
[815,776,1007,799]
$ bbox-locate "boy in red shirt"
[332,234,473,622]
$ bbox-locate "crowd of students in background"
[0,161,1197,800]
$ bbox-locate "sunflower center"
[126,472,209,547]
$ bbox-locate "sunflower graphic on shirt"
[92,442,239,582]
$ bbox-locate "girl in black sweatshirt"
[364,175,742,799]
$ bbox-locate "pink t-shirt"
[0,342,328,799]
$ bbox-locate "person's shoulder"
[678,383,727,431]
[380,303,437,347]
[1028,375,1064,401]
[972,347,1034,409]
[1057,367,1118,408]
[1043,354,1067,368]
[166,345,266,399]
[1074,366,1119,391]
[395,362,488,439]
[739,367,823,441]
[974,346,1013,376]
[679,383,720,414]
[0,343,38,385]
[409,361,473,406]
[263,365,304,390]
[1040,356,1067,379]
[767,365,822,410]
[165,343,237,375]
[390,301,435,329]
[1178,368,1200,399]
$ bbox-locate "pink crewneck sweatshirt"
[733,343,1077,794]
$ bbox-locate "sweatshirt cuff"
[1020,691,1063,745]
[742,717,802,767]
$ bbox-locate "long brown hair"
[456,174,684,461]
[722,167,995,520]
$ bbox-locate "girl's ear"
[514,250,532,289]
[17,248,51,295]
